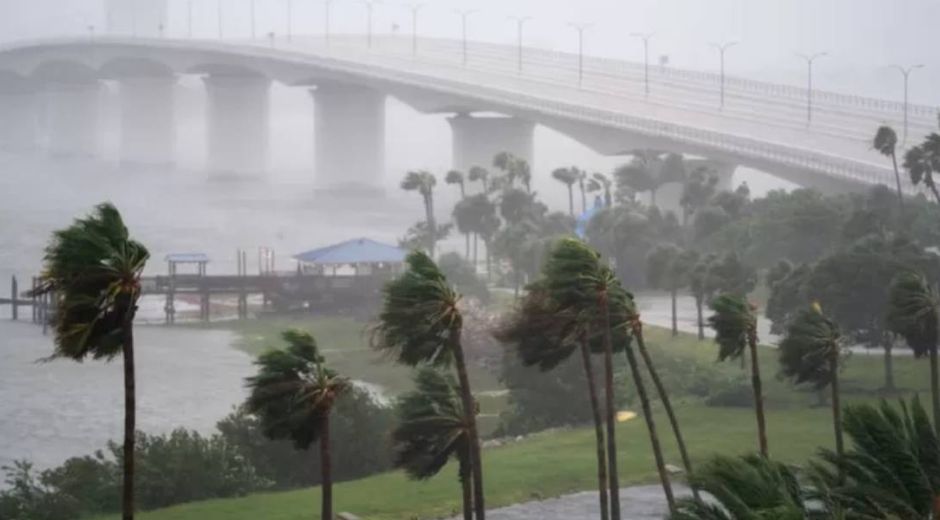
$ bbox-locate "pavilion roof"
[294,238,405,265]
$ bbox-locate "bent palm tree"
[373,252,485,519]
[587,173,613,207]
[903,137,940,204]
[468,166,490,193]
[779,304,845,459]
[34,203,149,520]
[393,368,473,520]
[874,125,904,212]
[245,330,348,520]
[401,171,438,254]
[496,280,610,520]
[886,271,940,433]
[552,167,580,216]
[708,294,769,457]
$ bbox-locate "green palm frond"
[707,293,755,362]
[778,305,841,390]
[392,368,469,480]
[873,126,898,157]
[35,202,149,360]
[245,329,348,450]
[373,251,461,367]
[886,271,939,358]
[495,280,581,371]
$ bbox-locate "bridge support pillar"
[312,82,386,193]
[204,75,270,177]
[448,114,535,172]
[42,81,102,158]
[118,76,177,167]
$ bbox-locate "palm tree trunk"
[580,184,587,214]
[580,340,610,520]
[567,186,574,217]
[465,233,471,260]
[473,234,479,270]
[460,458,473,520]
[451,333,485,520]
[600,294,621,520]
[883,334,896,392]
[634,324,697,501]
[623,328,676,513]
[931,345,940,436]
[748,333,769,457]
[122,323,136,520]
[670,288,678,337]
[320,414,333,520]
[829,351,844,480]
[695,295,704,341]
[890,152,904,214]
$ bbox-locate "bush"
[704,376,754,408]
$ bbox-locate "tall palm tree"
[496,280,610,520]
[873,125,904,212]
[542,238,627,520]
[245,330,349,520]
[401,171,438,255]
[886,271,940,433]
[552,167,580,216]
[446,169,467,199]
[708,293,769,457]
[903,135,940,204]
[577,168,588,214]
[468,166,490,193]
[33,203,149,520]
[587,173,613,207]
[689,254,718,341]
[393,368,473,520]
[372,252,485,519]
[778,304,845,459]
[646,244,698,337]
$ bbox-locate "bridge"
[0,34,934,193]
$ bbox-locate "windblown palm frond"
[392,368,469,480]
[495,280,580,371]
[372,251,462,367]
[886,271,939,358]
[873,125,898,157]
[778,306,842,390]
[245,329,348,449]
[707,293,755,362]
[672,454,807,520]
[36,202,149,360]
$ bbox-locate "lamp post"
[187,0,194,38]
[892,64,924,144]
[217,0,223,38]
[508,16,532,74]
[324,0,335,47]
[631,32,654,98]
[797,51,828,125]
[568,23,591,88]
[363,1,380,49]
[710,41,737,110]
[406,3,424,56]
[250,0,256,39]
[286,0,293,42]
[455,9,477,67]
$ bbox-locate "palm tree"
[446,169,467,199]
[587,173,613,207]
[708,293,769,457]
[245,330,349,520]
[496,280,610,520]
[671,454,808,520]
[372,252,485,519]
[468,166,490,193]
[886,271,940,433]
[33,203,149,520]
[778,304,845,459]
[903,135,940,204]
[542,238,628,520]
[689,254,718,340]
[552,167,580,216]
[646,244,698,337]
[401,171,438,255]
[873,125,904,212]
[393,368,473,520]
[577,168,588,214]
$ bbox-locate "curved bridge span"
[0,34,933,192]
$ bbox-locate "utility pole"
[217,0,223,38]
[710,41,738,110]
[455,9,477,67]
[892,64,924,144]
[568,23,591,88]
[187,0,194,38]
[324,0,335,47]
[250,0,256,39]
[631,32,654,98]
[508,16,532,74]
[286,0,294,42]
[363,1,380,49]
[797,52,828,125]
[406,3,424,56]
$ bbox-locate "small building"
[293,238,405,277]
[165,253,210,276]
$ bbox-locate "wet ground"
[459,485,690,520]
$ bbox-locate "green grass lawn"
[130,321,932,520]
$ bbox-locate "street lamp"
[710,41,738,110]
[286,0,294,42]
[455,9,477,67]
[363,1,380,49]
[217,0,223,38]
[324,0,336,47]
[797,51,828,125]
[406,3,424,56]
[187,0,194,38]
[250,0,256,39]
[508,16,532,74]
[891,64,924,144]
[631,32,654,98]
[568,23,591,88]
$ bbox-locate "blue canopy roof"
[294,238,406,265]
[165,253,210,263]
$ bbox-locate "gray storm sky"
[2,0,937,104]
